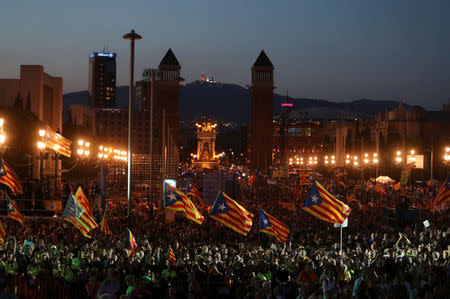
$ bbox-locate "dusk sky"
[1,0,449,110]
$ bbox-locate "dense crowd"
[0,175,448,299]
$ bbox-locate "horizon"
[1,1,450,110]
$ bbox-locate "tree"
[26,91,31,111]
[13,92,23,110]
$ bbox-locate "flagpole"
[340,226,343,253]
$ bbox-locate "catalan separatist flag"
[303,180,351,224]
[100,209,112,235]
[298,171,314,186]
[62,193,98,238]
[125,228,138,257]
[400,163,414,186]
[169,246,176,265]
[0,221,6,244]
[165,184,204,224]
[259,210,290,243]
[187,180,205,208]
[74,187,92,217]
[0,159,23,195]
[209,192,253,236]
[6,196,25,226]
[434,174,450,210]
[44,125,72,157]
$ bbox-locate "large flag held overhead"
[168,246,176,265]
[259,210,290,243]
[44,125,72,157]
[62,193,98,238]
[125,228,138,257]
[74,186,92,217]
[6,196,24,226]
[0,221,6,244]
[400,163,414,186]
[209,192,253,236]
[165,184,204,224]
[434,174,450,209]
[187,180,205,208]
[0,159,23,195]
[303,180,351,224]
[100,209,112,235]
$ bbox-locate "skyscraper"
[88,52,116,107]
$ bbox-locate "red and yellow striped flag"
[0,221,6,244]
[209,192,253,236]
[169,246,176,265]
[6,196,25,226]
[100,210,112,235]
[303,180,351,224]
[0,159,23,195]
[44,125,72,157]
[259,210,290,243]
[74,187,92,217]
[434,175,450,210]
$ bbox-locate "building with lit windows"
[88,52,116,107]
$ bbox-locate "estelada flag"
[209,192,253,236]
[187,180,205,208]
[0,159,22,195]
[259,210,290,243]
[0,221,6,244]
[74,187,92,217]
[434,174,450,209]
[62,193,98,238]
[43,125,72,157]
[125,228,138,257]
[168,246,176,265]
[303,180,351,224]
[165,184,204,224]
[298,171,314,186]
[6,196,24,226]
[100,209,112,235]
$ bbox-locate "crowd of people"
[0,173,448,298]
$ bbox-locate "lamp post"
[37,129,46,181]
[0,118,6,157]
[123,29,142,221]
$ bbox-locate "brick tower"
[250,50,275,172]
[156,48,183,179]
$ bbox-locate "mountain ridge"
[63,81,406,124]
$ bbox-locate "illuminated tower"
[88,52,116,107]
[157,48,183,178]
[250,50,275,172]
[193,120,219,169]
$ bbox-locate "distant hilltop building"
[199,72,217,83]
[89,52,116,108]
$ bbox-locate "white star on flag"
[218,203,226,211]
[311,194,319,203]
[7,203,13,210]
[263,219,269,225]
[168,192,177,201]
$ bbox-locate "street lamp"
[395,151,402,164]
[0,118,6,151]
[445,147,450,163]
[123,29,142,222]
[37,140,45,181]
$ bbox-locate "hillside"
[63,81,404,124]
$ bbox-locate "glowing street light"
[444,147,450,162]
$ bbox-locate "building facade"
[89,52,116,107]
[0,65,63,179]
[192,120,219,169]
